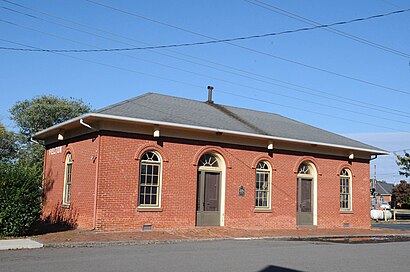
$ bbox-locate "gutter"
[33,113,389,155]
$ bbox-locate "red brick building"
[33,92,387,231]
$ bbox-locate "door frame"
[296,177,313,225]
[296,162,317,226]
[196,153,226,226]
[196,169,222,226]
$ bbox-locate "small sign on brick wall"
[48,146,62,155]
[239,186,245,197]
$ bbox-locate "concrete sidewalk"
[0,239,43,251]
[2,225,410,250]
[30,226,410,248]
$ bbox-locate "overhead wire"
[83,0,410,96]
[0,38,204,90]
[2,0,410,96]
[2,0,410,119]
[1,2,409,131]
[215,89,408,132]
[2,3,409,54]
[2,2,410,120]
[390,148,410,153]
[1,16,410,127]
[1,38,405,133]
[2,1,409,57]
[247,0,410,59]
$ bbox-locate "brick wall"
[43,132,371,231]
[94,134,370,231]
[43,135,99,229]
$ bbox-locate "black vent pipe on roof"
[207,86,214,103]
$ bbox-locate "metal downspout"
[79,119,100,230]
[92,134,101,230]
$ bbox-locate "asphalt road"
[372,223,410,230]
[1,239,409,272]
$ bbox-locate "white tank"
[384,210,392,219]
[370,209,383,219]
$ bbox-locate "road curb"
[41,233,410,248]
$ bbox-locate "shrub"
[0,162,42,237]
[399,203,410,209]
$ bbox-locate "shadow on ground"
[28,220,75,236]
[259,265,304,272]
[293,236,410,244]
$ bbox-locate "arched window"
[340,168,352,210]
[198,153,219,168]
[255,161,271,209]
[139,151,162,207]
[298,162,311,175]
[63,153,73,206]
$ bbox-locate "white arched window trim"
[138,151,162,208]
[62,153,73,206]
[340,168,352,211]
[255,161,272,210]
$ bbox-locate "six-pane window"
[340,168,352,210]
[63,153,72,205]
[139,151,161,207]
[255,161,271,208]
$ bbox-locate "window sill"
[137,207,163,212]
[254,208,272,213]
[61,203,70,209]
[339,210,353,214]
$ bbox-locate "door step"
[297,225,318,230]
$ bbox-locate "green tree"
[0,161,42,236]
[0,123,17,162]
[9,95,91,168]
[392,180,410,205]
[0,95,91,236]
[10,95,91,137]
[396,152,410,177]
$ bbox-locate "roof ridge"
[208,103,269,135]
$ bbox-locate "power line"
[2,2,410,54]
[3,1,409,98]
[2,1,409,119]
[0,38,205,90]
[83,0,410,96]
[380,0,403,9]
[0,36,404,132]
[215,89,408,132]
[2,36,407,133]
[248,0,410,59]
[390,148,410,153]
[4,38,409,132]
[1,3,409,131]
[2,15,409,127]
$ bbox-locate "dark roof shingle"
[95,92,384,152]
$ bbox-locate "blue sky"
[1,0,409,183]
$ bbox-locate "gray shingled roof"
[376,182,393,195]
[95,92,384,152]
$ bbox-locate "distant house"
[370,179,393,206]
[33,91,388,231]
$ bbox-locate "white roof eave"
[32,113,389,155]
